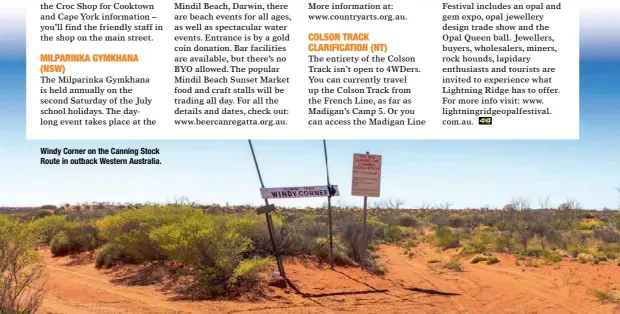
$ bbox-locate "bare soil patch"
[38,245,620,314]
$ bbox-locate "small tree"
[511,197,531,211]
[417,202,434,210]
[387,198,405,210]
[438,201,453,210]
[529,221,559,250]
[610,211,620,230]
[516,221,532,251]
[374,198,406,210]
[0,217,47,313]
[538,196,551,209]
[558,199,580,221]
[36,209,52,219]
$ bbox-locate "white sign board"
[352,153,382,197]
[261,185,340,199]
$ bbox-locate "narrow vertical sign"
[352,152,382,270]
[351,153,382,197]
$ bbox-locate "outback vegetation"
[0,216,47,314]
[1,195,620,312]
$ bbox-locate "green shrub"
[494,235,516,253]
[569,247,583,258]
[387,226,404,243]
[611,212,620,229]
[524,247,544,257]
[50,231,72,256]
[578,253,594,264]
[434,227,460,249]
[578,219,605,230]
[471,255,499,265]
[458,234,493,256]
[49,222,104,256]
[362,257,387,275]
[338,218,382,267]
[368,218,388,241]
[458,232,473,241]
[95,243,124,268]
[96,206,202,263]
[368,242,380,251]
[398,214,420,227]
[470,256,487,264]
[458,245,481,256]
[368,217,387,228]
[443,257,464,272]
[149,215,254,294]
[36,209,53,219]
[313,237,353,266]
[228,257,272,288]
[546,252,563,263]
[0,216,46,313]
[590,288,619,304]
[448,215,465,228]
[67,223,104,253]
[403,240,417,250]
[602,243,620,261]
[27,215,70,244]
[486,256,500,265]
[230,215,275,255]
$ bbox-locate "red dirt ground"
[38,244,620,314]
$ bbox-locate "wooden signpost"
[323,140,335,269]
[248,140,286,282]
[248,140,340,281]
[259,184,339,270]
[351,152,382,269]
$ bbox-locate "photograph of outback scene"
[1,142,620,314]
[3,0,620,312]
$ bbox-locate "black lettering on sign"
[271,190,300,198]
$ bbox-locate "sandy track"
[380,245,618,314]
[37,246,620,314]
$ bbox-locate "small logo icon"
[479,117,492,125]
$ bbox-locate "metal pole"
[323,140,334,269]
[248,140,286,280]
[361,196,368,269]
[360,151,369,269]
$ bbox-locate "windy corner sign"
[260,185,340,199]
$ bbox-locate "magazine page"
[0,0,618,313]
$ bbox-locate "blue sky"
[1,10,620,209]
